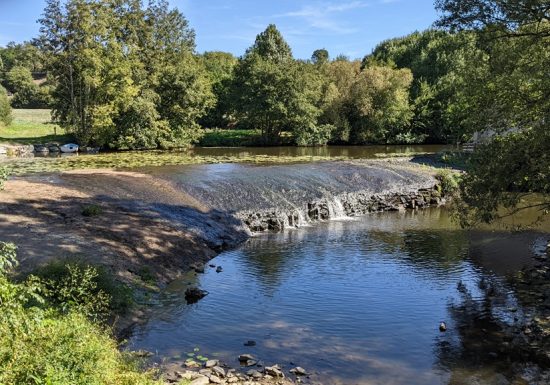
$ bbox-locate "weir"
[149,159,444,232]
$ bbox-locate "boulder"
[185,287,208,304]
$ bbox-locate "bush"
[82,204,103,217]
[436,169,460,196]
[33,260,133,319]
[0,166,10,190]
[0,244,157,385]
[0,85,12,126]
[294,124,334,147]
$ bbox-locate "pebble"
[208,374,222,384]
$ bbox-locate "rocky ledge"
[239,187,444,232]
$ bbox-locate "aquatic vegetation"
[1,150,350,176]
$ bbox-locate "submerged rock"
[185,287,208,304]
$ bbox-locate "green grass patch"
[0,109,73,145]
[82,204,103,217]
[198,128,263,147]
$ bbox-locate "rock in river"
[290,367,307,376]
[185,287,208,304]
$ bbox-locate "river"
[128,207,550,385]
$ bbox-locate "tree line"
[0,0,547,159]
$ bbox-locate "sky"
[0,0,439,59]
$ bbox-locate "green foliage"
[369,29,482,143]
[0,85,12,126]
[436,1,550,226]
[4,66,44,108]
[81,204,103,217]
[33,260,134,318]
[232,29,322,145]
[39,0,210,150]
[295,123,334,147]
[435,0,550,38]
[199,51,238,128]
[435,169,461,196]
[454,129,550,227]
[311,49,329,65]
[0,245,153,385]
[198,129,262,147]
[0,166,9,190]
[245,24,293,63]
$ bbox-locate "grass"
[0,109,73,145]
[0,244,160,385]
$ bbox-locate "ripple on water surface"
[129,208,548,385]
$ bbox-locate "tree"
[349,65,414,144]
[435,0,550,38]
[38,0,210,149]
[245,24,293,63]
[200,51,238,128]
[311,49,329,65]
[437,0,550,226]
[232,25,322,145]
[4,66,42,108]
[369,30,482,143]
[0,85,12,126]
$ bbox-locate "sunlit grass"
[0,109,72,145]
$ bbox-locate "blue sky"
[0,0,439,59]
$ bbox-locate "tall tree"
[311,49,329,65]
[436,0,550,226]
[245,24,293,63]
[232,25,321,144]
[38,0,211,149]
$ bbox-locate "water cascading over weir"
[154,160,445,233]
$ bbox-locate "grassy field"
[0,109,73,145]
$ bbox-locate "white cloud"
[275,1,370,34]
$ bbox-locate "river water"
[128,207,550,385]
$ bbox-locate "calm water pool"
[128,208,549,384]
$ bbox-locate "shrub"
[0,85,12,126]
[0,166,10,190]
[33,260,133,319]
[294,124,334,147]
[436,169,461,196]
[0,244,158,385]
[82,204,103,217]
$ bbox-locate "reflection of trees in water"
[434,275,549,384]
